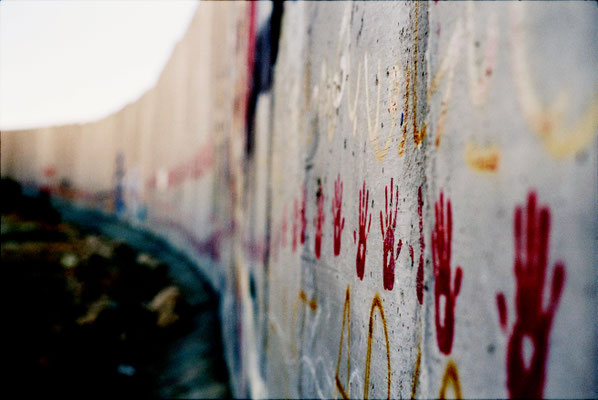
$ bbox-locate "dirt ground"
[2,179,230,397]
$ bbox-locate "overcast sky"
[0,0,197,130]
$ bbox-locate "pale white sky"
[0,0,198,130]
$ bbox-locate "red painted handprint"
[331,174,345,256]
[431,191,462,355]
[314,182,325,259]
[496,191,566,399]
[353,180,372,280]
[409,186,425,304]
[380,178,402,291]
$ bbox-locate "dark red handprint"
[353,180,372,280]
[496,191,566,399]
[300,184,307,245]
[431,191,463,355]
[331,174,345,256]
[313,182,325,259]
[409,186,425,304]
[380,178,403,291]
[292,198,298,252]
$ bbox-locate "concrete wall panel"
[1,2,596,398]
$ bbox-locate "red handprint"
[313,182,325,259]
[496,191,566,399]
[353,180,372,280]
[380,178,402,291]
[331,174,345,256]
[300,184,307,245]
[431,191,463,355]
[292,198,298,252]
[409,186,425,304]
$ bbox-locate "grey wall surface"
[2,1,597,398]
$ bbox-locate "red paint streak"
[496,191,566,399]
[40,166,57,195]
[354,181,372,280]
[300,184,307,245]
[431,191,462,355]
[292,198,299,252]
[146,140,214,190]
[380,178,402,291]
[331,174,345,256]
[282,205,288,248]
[410,186,425,304]
[42,166,56,178]
[313,182,325,259]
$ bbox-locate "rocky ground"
[2,179,230,397]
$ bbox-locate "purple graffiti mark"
[150,217,224,261]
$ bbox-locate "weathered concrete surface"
[1,1,597,398]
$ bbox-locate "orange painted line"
[334,286,351,400]
[439,359,462,399]
[364,294,391,400]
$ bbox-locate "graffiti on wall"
[1,1,595,398]
[496,191,566,398]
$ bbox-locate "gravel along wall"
[1,1,597,398]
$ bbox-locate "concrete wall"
[2,2,597,398]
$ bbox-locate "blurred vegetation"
[2,178,228,397]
